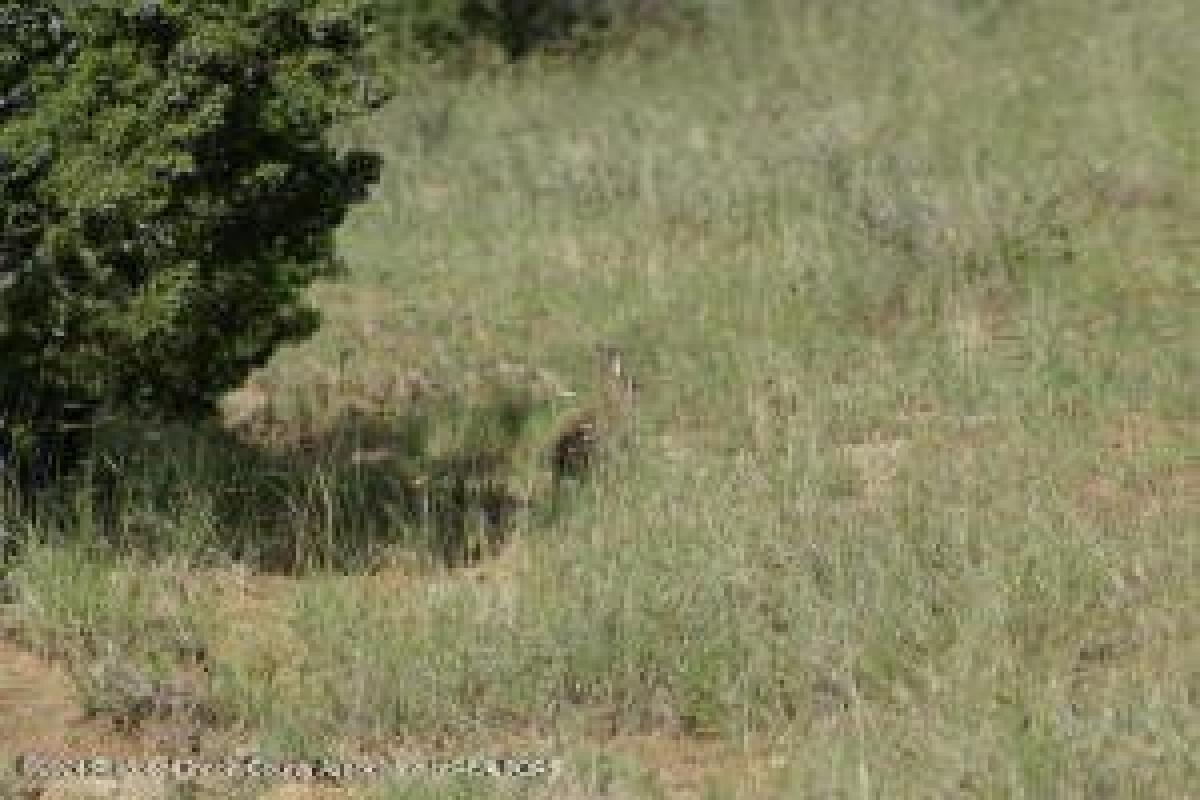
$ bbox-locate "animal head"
[596,344,639,409]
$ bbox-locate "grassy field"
[2,0,1198,796]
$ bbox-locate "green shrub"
[0,1,383,485]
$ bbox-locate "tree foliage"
[0,1,382,482]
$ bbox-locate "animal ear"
[598,344,624,376]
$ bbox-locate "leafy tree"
[0,1,383,485]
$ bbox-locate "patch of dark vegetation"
[5,387,547,574]
[3,346,641,577]
[0,403,96,494]
[373,0,713,66]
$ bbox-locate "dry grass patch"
[1075,413,1200,525]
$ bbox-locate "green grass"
[3,0,1199,797]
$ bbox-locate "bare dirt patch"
[0,638,95,757]
[0,637,179,798]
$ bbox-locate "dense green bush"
[0,1,383,485]
[374,0,709,62]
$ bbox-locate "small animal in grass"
[550,346,639,483]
